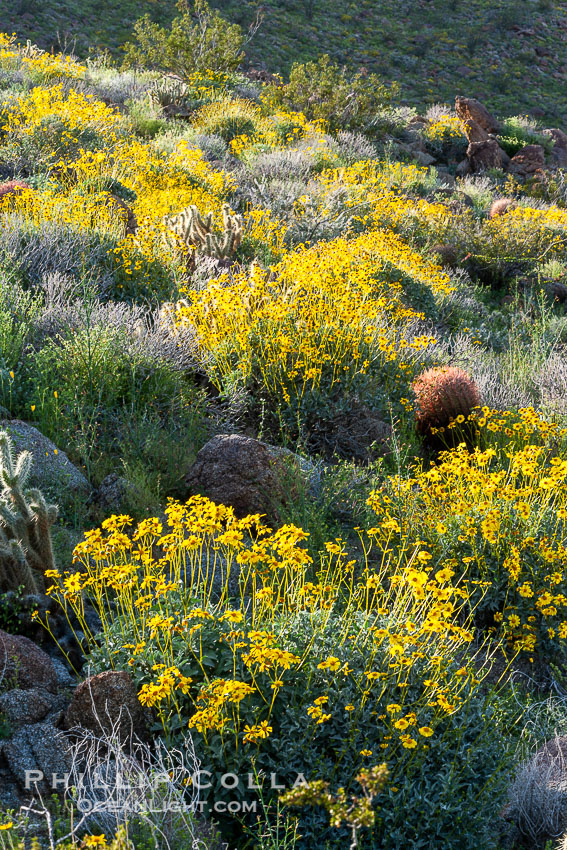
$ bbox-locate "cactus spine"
[163,203,243,260]
[412,366,481,439]
[0,431,58,594]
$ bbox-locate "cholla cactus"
[149,76,191,111]
[163,203,243,260]
[0,431,58,594]
[412,366,481,438]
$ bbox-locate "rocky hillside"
[5,0,567,123]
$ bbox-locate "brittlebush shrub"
[174,230,448,439]
[45,496,513,848]
[367,407,567,661]
[263,55,399,135]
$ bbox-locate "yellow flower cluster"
[423,115,466,142]
[0,33,85,81]
[0,83,119,140]
[42,492,481,765]
[175,227,449,406]
[368,408,567,655]
[484,204,567,262]
[316,160,456,239]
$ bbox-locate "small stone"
[51,657,77,689]
[0,630,58,693]
[542,128,567,167]
[507,144,546,178]
[65,670,149,744]
[456,158,471,176]
[0,688,55,727]
[89,473,138,513]
[412,150,436,166]
[3,722,70,791]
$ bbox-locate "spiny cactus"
[489,197,515,218]
[0,180,31,201]
[163,203,243,260]
[149,76,191,111]
[412,366,481,439]
[0,431,58,595]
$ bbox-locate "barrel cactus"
[489,197,515,218]
[412,366,481,439]
[0,180,31,201]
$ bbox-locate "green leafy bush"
[263,55,399,134]
[49,497,515,849]
[122,0,245,78]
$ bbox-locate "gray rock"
[508,144,546,178]
[0,630,58,693]
[89,473,138,513]
[543,128,567,167]
[65,670,149,744]
[0,688,55,727]
[467,138,507,172]
[0,420,90,495]
[412,150,436,166]
[51,657,77,689]
[3,722,70,791]
[185,434,318,524]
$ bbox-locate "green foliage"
[1,115,104,172]
[126,97,168,139]
[0,586,39,636]
[90,599,514,850]
[498,115,555,158]
[23,323,203,485]
[281,764,389,849]
[0,275,41,374]
[263,55,399,134]
[122,0,244,78]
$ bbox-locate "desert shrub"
[122,0,245,78]
[332,130,378,164]
[125,97,168,139]
[84,68,155,108]
[18,317,202,480]
[461,203,567,287]
[0,272,42,373]
[0,84,121,170]
[457,175,498,215]
[191,97,259,143]
[367,408,567,660]
[47,495,513,849]
[174,229,448,442]
[263,55,399,135]
[171,131,228,161]
[498,115,554,158]
[421,114,467,159]
[0,216,119,294]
